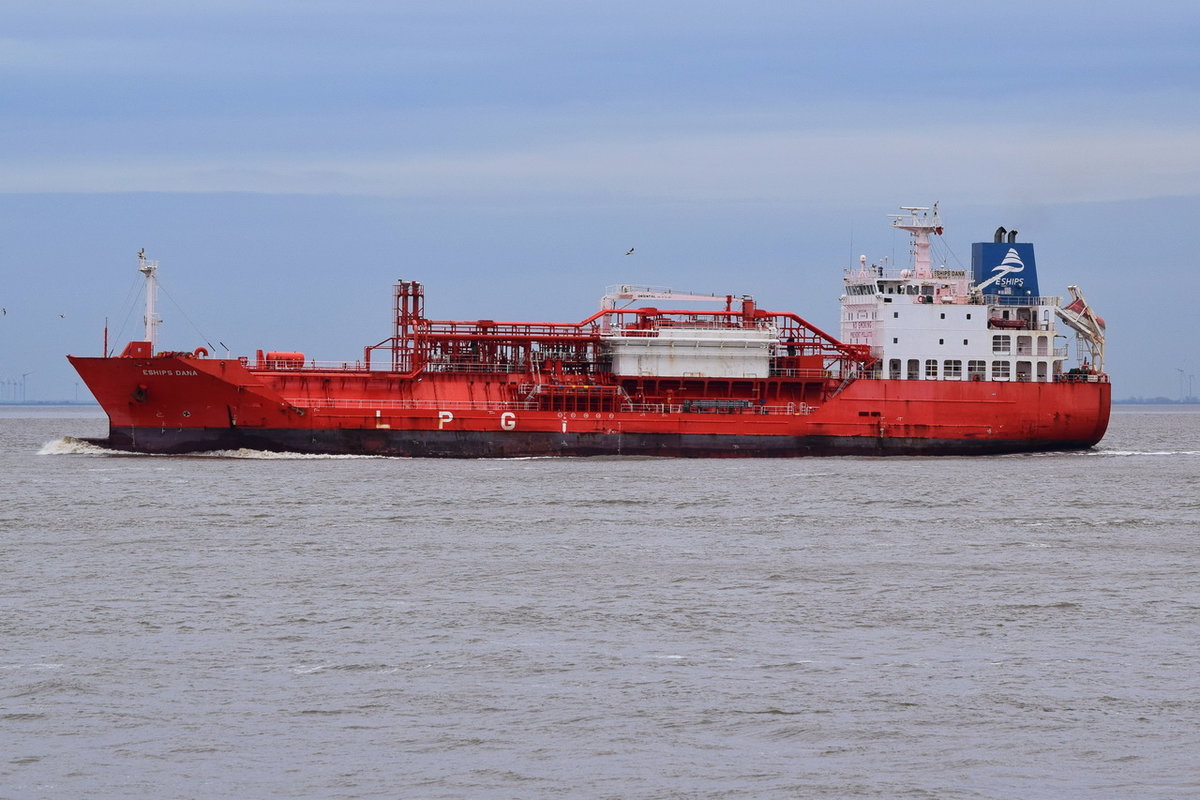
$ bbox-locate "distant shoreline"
[0,401,102,407]
[1113,398,1200,405]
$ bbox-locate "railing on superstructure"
[845,267,1064,307]
[981,294,1061,307]
[844,266,969,282]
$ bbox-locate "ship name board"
[142,369,199,376]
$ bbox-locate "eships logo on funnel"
[971,241,1040,297]
[991,248,1026,288]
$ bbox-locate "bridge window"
[968,360,986,379]
[944,360,963,379]
[907,359,920,380]
[992,335,1011,354]
[925,359,938,379]
[991,361,1011,380]
[889,359,901,379]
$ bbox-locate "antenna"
[889,204,943,279]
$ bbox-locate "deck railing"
[284,397,819,416]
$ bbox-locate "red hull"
[68,352,1110,457]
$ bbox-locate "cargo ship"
[69,205,1110,457]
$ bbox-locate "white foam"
[195,448,388,460]
[37,437,119,456]
[0,663,64,671]
[290,664,331,674]
[1022,448,1200,458]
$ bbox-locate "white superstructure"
[840,206,1076,383]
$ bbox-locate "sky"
[1,0,1198,401]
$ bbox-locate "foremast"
[137,249,162,353]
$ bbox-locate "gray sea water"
[2,405,1198,800]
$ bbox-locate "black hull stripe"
[93,426,1102,458]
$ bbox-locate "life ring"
[194,347,209,358]
[970,373,982,382]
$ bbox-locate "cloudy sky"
[2,0,1198,401]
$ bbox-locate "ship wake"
[1092,449,1200,457]
[195,448,388,460]
[38,437,120,456]
[37,437,390,459]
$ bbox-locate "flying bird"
[625,248,635,256]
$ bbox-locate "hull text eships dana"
[69,206,1110,457]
